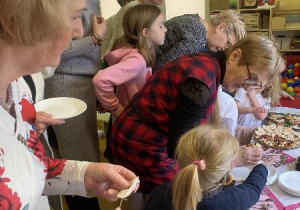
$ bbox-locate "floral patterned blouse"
[0,79,91,210]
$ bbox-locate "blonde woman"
[0,0,138,209]
[153,10,246,71]
[110,35,282,194]
[145,125,274,210]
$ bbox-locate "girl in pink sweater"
[93,4,167,123]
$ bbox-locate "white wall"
[100,0,119,18]
[166,0,205,20]
[100,0,207,20]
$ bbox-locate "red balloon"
[268,0,275,5]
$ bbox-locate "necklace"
[0,84,14,112]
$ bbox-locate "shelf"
[272,29,300,31]
[208,0,300,55]
[210,9,237,13]
[247,29,270,32]
[240,8,273,11]
[280,49,300,52]
[274,11,300,15]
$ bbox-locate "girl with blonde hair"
[145,125,274,210]
[234,60,283,145]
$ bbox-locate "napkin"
[262,148,296,167]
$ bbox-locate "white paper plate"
[266,165,277,185]
[231,165,254,182]
[35,97,87,119]
[278,179,300,197]
[278,171,300,197]
[231,165,277,185]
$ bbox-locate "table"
[232,107,300,209]
[280,97,300,109]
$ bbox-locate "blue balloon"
[288,64,294,69]
[281,72,287,77]
[295,81,300,86]
[288,83,295,87]
[288,74,294,78]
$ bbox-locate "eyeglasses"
[225,31,231,49]
[242,63,262,89]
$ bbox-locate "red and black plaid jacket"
[110,53,221,193]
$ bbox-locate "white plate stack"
[266,165,277,185]
[278,171,300,197]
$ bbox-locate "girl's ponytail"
[172,164,202,210]
[172,125,239,210]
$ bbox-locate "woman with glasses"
[153,10,246,72]
[109,35,282,194]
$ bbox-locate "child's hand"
[97,103,108,114]
[262,158,275,167]
[280,90,294,100]
[251,106,265,115]
[256,106,267,114]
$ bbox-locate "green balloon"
[289,91,296,96]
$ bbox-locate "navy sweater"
[144,164,268,210]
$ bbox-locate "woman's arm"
[167,78,211,158]
[43,159,138,201]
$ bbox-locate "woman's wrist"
[90,32,103,46]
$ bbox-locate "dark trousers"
[65,196,100,210]
[103,116,115,163]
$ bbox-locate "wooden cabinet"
[208,0,300,54]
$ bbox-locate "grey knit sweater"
[154,14,207,72]
[44,0,101,162]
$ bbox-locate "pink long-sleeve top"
[93,48,152,122]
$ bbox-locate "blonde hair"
[259,42,283,106]
[261,72,281,106]
[209,99,222,127]
[0,0,70,46]
[210,10,246,40]
[172,125,239,210]
[227,35,281,84]
[112,4,161,67]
